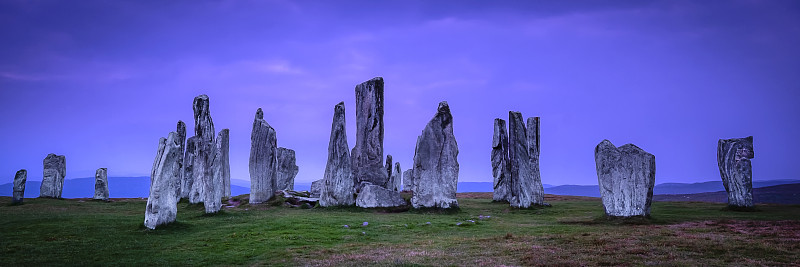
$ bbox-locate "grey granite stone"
[277,147,299,191]
[718,136,755,208]
[12,169,26,204]
[181,136,198,199]
[507,112,545,208]
[93,168,109,201]
[402,169,414,192]
[40,154,66,198]
[595,140,656,217]
[249,108,278,204]
[320,102,355,206]
[175,121,186,200]
[193,95,215,143]
[310,179,323,198]
[351,77,388,190]
[355,184,406,208]
[388,162,401,192]
[491,118,510,202]
[144,132,182,229]
[216,129,231,198]
[411,101,459,209]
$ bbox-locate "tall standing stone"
[507,112,543,208]
[144,132,183,229]
[181,136,198,199]
[216,129,231,198]
[594,140,656,217]
[175,121,186,200]
[718,136,755,208]
[351,77,388,190]
[277,147,299,191]
[94,168,109,201]
[12,169,26,204]
[193,95,215,143]
[320,102,355,206]
[411,101,459,209]
[388,162,401,192]
[385,155,393,187]
[402,169,414,192]
[491,118,510,202]
[250,108,278,204]
[203,130,229,213]
[40,154,66,198]
[189,141,210,204]
[525,117,545,204]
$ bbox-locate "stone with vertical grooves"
[175,121,186,200]
[144,132,182,229]
[277,147,299,191]
[249,108,278,204]
[411,101,459,209]
[94,168,109,201]
[13,169,26,204]
[351,77,388,190]
[216,129,231,198]
[193,95,215,143]
[491,118,510,202]
[507,112,546,208]
[526,117,545,205]
[385,155,393,187]
[181,136,198,199]
[320,102,355,206]
[594,140,656,217]
[718,136,755,208]
[189,140,211,204]
[40,154,66,198]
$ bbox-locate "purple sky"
[1,0,799,185]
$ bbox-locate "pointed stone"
[175,121,186,200]
[144,132,182,229]
[193,95,215,143]
[387,162,401,192]
[93,168,109,201]
[492,118,510,202]
[352,77,388,190]
[181,136,198,199]
[12,169,26,204]
[320,102,355,206]
[40,154,66,198]
[277,147,299,191]
[356,184,406,208]
[249,108,278,204]
[411,101,459,209]
[718,136,755,208]
[216,129,231,198]
[595,140,656,217]
[402,169,414,192]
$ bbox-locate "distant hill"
[1,178,797,199]
[654,183,800,205]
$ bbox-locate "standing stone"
[387,162,401,192]
[144,132,183,229]
[40,154,66,198]
[216,129,231,198]
[355,184,406,208]
[594,140,656,217]
[411,101,459,209]
[320,102,356,206]
[507,112,546,208]
[276,147,299,191]
[310,179,323,198]
[181,136,198,199]
[189,141,211,204]
[93,168,109,201]
[402,169,414,192]
[351,77,388,190]
[718,136,755,208]
[492,118,510,202]
[12,169,26,204]
[249,108,278,204]
[193,95,215,143]
[175,121,186,200]
[526,117,545,204]
[203,130,229,213]
[385,155,393,186]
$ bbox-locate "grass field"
[1,193,799,266]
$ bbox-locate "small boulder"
[356,184,407,208]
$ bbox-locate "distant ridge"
[654,183,800,205]
[1,178,797,199]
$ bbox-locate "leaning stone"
[320,102,356,206]
[93,168,109,201]
[40,153,66,198]
[356,184,406,208]
[411,101,459,209]
[12,169,26,204]
[310,179,323,198]
[277,147,299,191]
[594,140,656,217]
[718,136,755,208]
[351,77,388,190]
[216,129,231,198]
[491,118,510,202]
[402,169,414,192]
[144,132,183,229]
[249,108,278,204]
[181,136,198,199]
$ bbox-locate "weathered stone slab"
[351,77,388,190]
[181,136,198,199]
[411,101,459,209]
[310,179,323,198]
[13,169,26,204]
[388,162,401,192]
[40,154,66,198]
[144,132,182,229]
[320,102,355,206]
[216,129,231,198]
[94,168,109,201]
[718,136,755,208]
[507,112,545,208]
[189,140,211,204]
[355,184,406,208]
[595,140,656,217]
[491,118,510,202]
[175,120,186,200]
[402,169,414,192]
[277,147,299,191]
[249,108,278,204]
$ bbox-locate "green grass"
[1,194,799,266]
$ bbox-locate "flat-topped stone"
[595,140,656,217]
